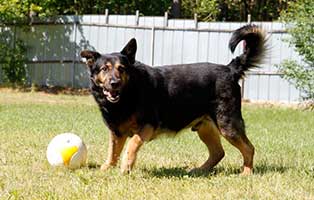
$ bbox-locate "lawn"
[0,90,313,199]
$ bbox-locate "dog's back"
[135,24,267,133]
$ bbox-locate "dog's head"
[80,38,137,103]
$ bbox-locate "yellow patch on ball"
[46,133,87,169]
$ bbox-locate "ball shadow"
[87,162,101,169]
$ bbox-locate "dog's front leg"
[101,131,127,171]
[120,125,155,174]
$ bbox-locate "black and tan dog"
[81,24,267,175]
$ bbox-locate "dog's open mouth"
[103,89,120,103]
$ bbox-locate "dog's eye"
[100,65,109,72]
[117,66,125,73]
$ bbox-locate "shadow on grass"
[254,163,290,175]
[143,166,225,178]
[87,162,101,169]
[144,163,290,178]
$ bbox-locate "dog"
[80,24,267,175]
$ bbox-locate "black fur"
[81,24,267,172]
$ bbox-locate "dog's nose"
[110,79,120,88]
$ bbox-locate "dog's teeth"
[103,90,110,96]
[102,89,120,103]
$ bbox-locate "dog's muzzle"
[103,89,120,103]
[91,77,121,103]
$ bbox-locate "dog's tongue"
[110,91,118,98]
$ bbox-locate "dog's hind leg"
[218,116,255,175]
[101,131,128,171]
[190,116,225,173]
[216,82,255,175]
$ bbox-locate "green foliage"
[180,0,291,21]
[181,0,219,21]
[216,0,291,21]
[0,29,27,85]
[0,0,29,85]
[281,0,314,65]
[97,0,171,16]
[278,0,314,100]
[278,60,314,100]
[0,0,291,22]
[0,0,28,22]
[0,0,171,18]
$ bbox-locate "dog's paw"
[120,163,131,174]
[120,168,130,174]
[240,167,253,176]
[100,163,113,171]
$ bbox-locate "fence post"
[150,26,155,66]
[164,12,168,27]
[194,13,198,29]
[105,9,109,24]
[247,14,251,24]
[135,10,139,25]
[72,17,78,88]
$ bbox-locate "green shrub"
[279,60,314,100]
[181,0,219,21]
[0,29,27,85]
[278,0,314,100]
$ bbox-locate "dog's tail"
[229,24,267,78]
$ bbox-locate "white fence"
[0,14,303,102]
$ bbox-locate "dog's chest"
[114,114,140,136]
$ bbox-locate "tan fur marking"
[188,115,209,130]
[86,58,94,66]
[120,125,155,173]
[114,62,129,84]
[101,132,127,171]
[114,61,125,70]
[191,116,225,172]
[220,129,255,175]
[105,62,112,69]
[117,114,140,136]
[94,71,109,86]
[120,72,129,86]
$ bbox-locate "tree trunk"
[171,0,181,18]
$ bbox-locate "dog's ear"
[121,38,137,64]
[80,50,101,67]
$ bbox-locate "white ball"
[46,133,87,169]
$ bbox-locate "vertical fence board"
[197,30,209,63]
[162,30,174,65]
[207,23,220,64]
[182,30,198,64]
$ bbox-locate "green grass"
[0,90,314,199]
